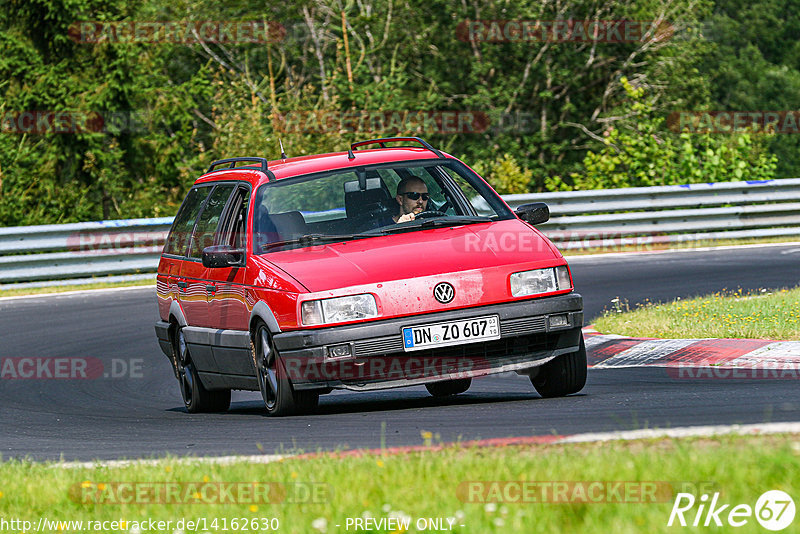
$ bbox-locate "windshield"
[252,159,514,253]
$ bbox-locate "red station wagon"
[155,137,586,415]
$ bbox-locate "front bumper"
[274,292,583,391]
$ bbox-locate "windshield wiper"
[261,233,374,251]
[419,216,491,228]
[371,216,492,235]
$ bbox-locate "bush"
[469,153,533,194]
[549,78,778,191]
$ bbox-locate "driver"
[393,177,429,223]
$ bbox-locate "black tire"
[174,327,231,413]
[425,378,472,397]
[252,322,318,416]
[531,336,587,398]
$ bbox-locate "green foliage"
[551,78,778,190]
[0,0,793,225]
[470,153,533,195]
[699,0,800,177]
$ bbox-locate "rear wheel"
[175,328,231,413]
[252,322,318,416]
[425,378,472,397]
[531,336,587,398]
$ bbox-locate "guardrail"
[504,178,800,250]
[0,218,173,284]
[1,179,799,285]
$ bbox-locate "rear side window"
[163,186,211,256]
[188,184,236,258]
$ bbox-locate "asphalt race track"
[1,244,799,461]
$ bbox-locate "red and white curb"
[583,327,800,374]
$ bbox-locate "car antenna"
[279,138,287,160]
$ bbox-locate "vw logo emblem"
[433,282,455,304]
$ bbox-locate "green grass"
[594,287,800,340]
[0,279,155,298]
[1,434,798,533]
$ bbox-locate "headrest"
[344,177,392,218]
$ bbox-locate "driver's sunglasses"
[402,192,430,201]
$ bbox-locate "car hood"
[256,219,563,293]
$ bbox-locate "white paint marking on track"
[592,338,699,368]
[0,284,154,302]
[557,421,800,443]
[566,241,800,262]
[48,423,800,468]
[52,454,288,469]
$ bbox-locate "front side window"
[188,184,236,258]
[252,159,514,253]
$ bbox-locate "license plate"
[402,315,500,352]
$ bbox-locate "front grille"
[354,337,404,357]
[501,316,547,337]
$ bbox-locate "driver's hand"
[397,213,415,223]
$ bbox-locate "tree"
[549,77,777,190]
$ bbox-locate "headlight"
[301,294,378,325]
[510,266,572,297]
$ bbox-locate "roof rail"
[349,137,445,159]
[206,157,275,180]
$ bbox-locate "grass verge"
[594,287,800,340]
[0,279,155,298]
[1,434,798,533]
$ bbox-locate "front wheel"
[531,336,587,398]
[175,328,231,413]
[252,322,318,416]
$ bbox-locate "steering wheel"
[413,210,447,220]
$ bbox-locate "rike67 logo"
[668,490,795,531]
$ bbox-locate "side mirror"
[202,245,244,268]
[515,202,550,225]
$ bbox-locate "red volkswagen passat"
[155,137,585,415]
